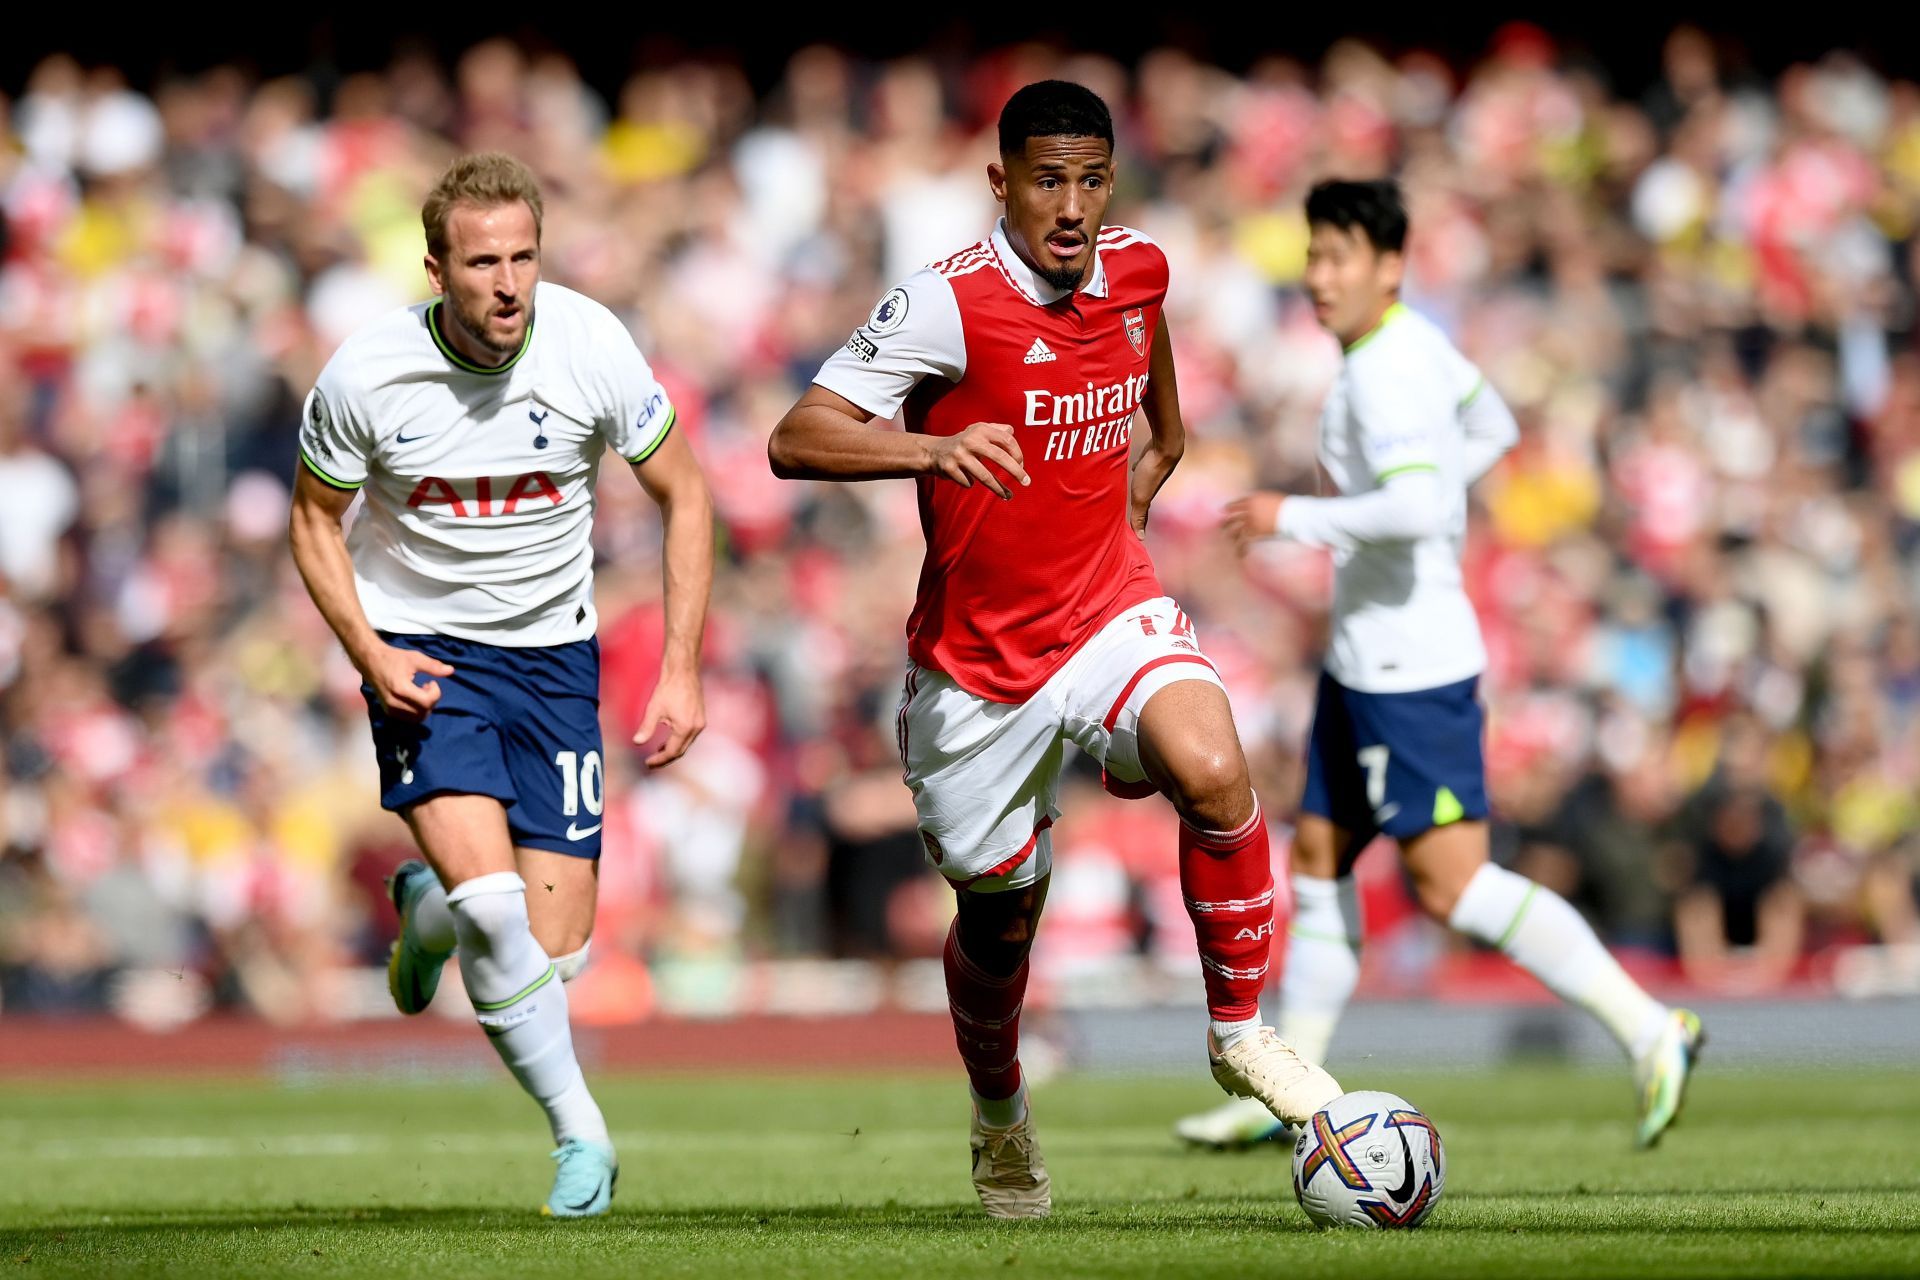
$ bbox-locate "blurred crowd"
[3,25,1918,1025]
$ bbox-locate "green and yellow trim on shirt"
[1343,301,1410,355]
[300,450,364,491]
[427,297,536,376]
[1375,461,1438,483]
[624,405,677,465]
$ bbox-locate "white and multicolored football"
[1291,1090,1446,1229]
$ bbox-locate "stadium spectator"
[1672,715,1806,991]
[3,29,1919,1021]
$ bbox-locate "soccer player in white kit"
[288,153,714,1215]
[1192,179,1702,1151]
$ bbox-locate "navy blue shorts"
[1300,670,1488,852]
[363,633,606,858]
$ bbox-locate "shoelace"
[981,1131,1040,1185]
[1242,1033,1312,1084]
[550,1144,608,1193]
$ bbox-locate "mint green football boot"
[1635,1008,1706,1149]
[543,1139,618,1218]
[386,859,451,1016]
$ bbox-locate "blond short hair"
[421,152,544,260]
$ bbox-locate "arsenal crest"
[1123,308,1147,357]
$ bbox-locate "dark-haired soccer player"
[1193,178,1702,1152]
[770,81,1341,1218]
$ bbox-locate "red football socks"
[943,919,1028,1104]
[1179,796,1275,1023]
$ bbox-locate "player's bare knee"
[534,921,592,965]
[551,937,592,982]
[971,910,1035,953]
[1169,750,1253,831]
[955,897,1040,974]
[1411,866,1464,922]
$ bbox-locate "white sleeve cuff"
[1276,469,1445,550]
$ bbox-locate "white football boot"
[1174,1095,1295,1150]
[969,1108,1051,1220]
[1207,1026,1342,1125]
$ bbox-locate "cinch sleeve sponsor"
[600,325,677,465]
[298,367,371,490]
[811,268,966,420]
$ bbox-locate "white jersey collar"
[989,218,1109,306]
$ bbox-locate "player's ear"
[988,160,1009,205]
[424,254,445,294]
[1377,247,1405,295]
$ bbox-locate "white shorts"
[895,596,1225,893]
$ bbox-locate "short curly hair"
[421,151,544,260]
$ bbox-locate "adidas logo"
[1022,338,1057,364]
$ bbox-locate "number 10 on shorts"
[553,750,604,817]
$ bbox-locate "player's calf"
[1176,792,1344,1124]
[1174,791,1274,1044]
[446,871,613,1203]
[946,885,1047,1211]
[945,909,1035,1128]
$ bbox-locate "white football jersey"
[1301,303,1511,693]
[298,282,675,647]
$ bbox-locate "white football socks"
[1277,874,1363,1066]
[446,872,609,1146]
[972,1081,1030,1129]
[408,876,457,955]
[1208,1015,1262,1053]
[1449,863,1669,1060]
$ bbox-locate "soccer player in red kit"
[769,81,1340,1218]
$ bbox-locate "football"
[1291,1090,1446,1229]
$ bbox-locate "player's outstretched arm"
[1130,313,1186,536]
[629,428,713,768]
[1223,471,1445,556]
[287,465,452,719]
[769,387,1029,499]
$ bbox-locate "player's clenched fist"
[359,644,456,720]
[926,422,1030,500]
[1222,492,1285,556]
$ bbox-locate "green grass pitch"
[2,1066,1915,1278]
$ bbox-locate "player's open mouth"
[495,305,520,321]
[1045,234,1085,260]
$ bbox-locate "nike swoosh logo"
[1387,1126,1415,1202]
[564,1183,605,1212]
[566,822,602,841]
[394,431,436,444]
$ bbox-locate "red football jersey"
[815,220,1167,702]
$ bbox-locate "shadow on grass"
[1451,1186,1920,1203]
[4,1188,1917,1245]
